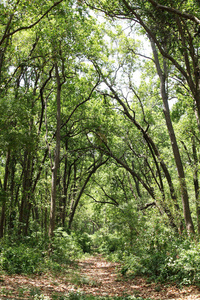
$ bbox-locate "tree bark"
[0,150,10,238]
[192,137,200,235]
[18,150,32,235]
[150,39,195,234]
[49,63,61,238]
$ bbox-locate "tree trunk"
[68,158,108,230]
[61,150,72,227]
[18,150,32,235]
[8,156,17,231]
[192,136,200,235]
[150,39,195,234]
[98,64,181,231]
[49,63,61,238]
[0,150,10,238]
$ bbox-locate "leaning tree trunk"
[68,158,108,230]
[96,63,181,232]
[151,39,195,234]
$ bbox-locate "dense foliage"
[1,0,200,298]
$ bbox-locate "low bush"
[163,242,200,285]
[92,230,125,255]
[51,227,83,263]
[0,243,44,274]
[0,228,84,275]
[75,232,92,253]
[119,237,200,286]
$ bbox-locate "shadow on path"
[77,255,200,300]
[0,255,200,299]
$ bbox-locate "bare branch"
[140,201,156,210]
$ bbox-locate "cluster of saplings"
[1,224,200,288]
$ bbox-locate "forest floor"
[0,254,200,299]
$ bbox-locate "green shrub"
[119,236,200,286]
[0,243,44,274]
[93,231,124,254]
[163,242,200,285]
[75,232,92,253]
[0,229,84,275]
[51,228,83,263]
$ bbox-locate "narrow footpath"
[77,255,200,300]
[0,255,200,299]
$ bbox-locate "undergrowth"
[0,228,84,275]
[95,227,200,287]
[1,223,200,289]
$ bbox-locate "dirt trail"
[77,255,200,299]
[0,255,200,299]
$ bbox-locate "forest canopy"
[1,0,200,288]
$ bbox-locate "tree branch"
[0,0,64,46]
[146,0,200,25]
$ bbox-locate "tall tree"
[150,39,194,233]
[85,0,200,234]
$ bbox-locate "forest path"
[0,254,200,299]
[76,254,200,299]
